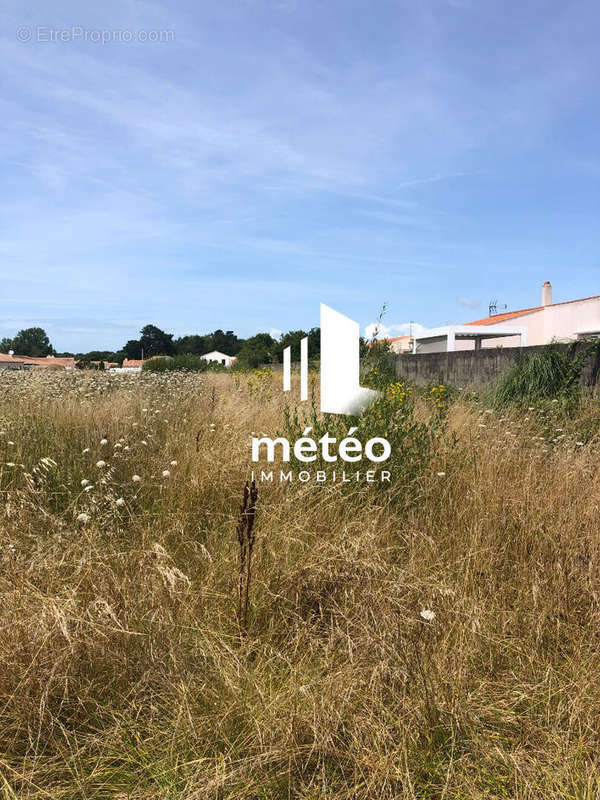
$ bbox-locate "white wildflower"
[81,479,90,487]
[84,485,93,492]
[132,474,141,483]
[100,439,108,446]
[82,447,90,454]
[576,441,584,446]
[115,497,125,507]
[162,470,171,478]
[77,512,90,524]
[420,609,436,622]
[436,471,446,477]
[96,460,106,468]
[170,460,178,466]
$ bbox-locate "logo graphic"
[252,304,391,480]
[283,303,380,415]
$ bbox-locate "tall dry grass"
[1,369,600,798]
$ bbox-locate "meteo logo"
[283,303,380,415]
[251,305,392,481]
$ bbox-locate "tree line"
[1,324,323,368]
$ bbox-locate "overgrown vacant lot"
[1,368,600,799]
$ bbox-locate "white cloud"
[456,297,480,309]
[269,328,283,340]
[364,321,427,340]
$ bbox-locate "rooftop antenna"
[488,299,507,317]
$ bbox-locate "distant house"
[0,352,75,371]
[411,282,600,353]
[25,355,75,370]
[115,359,145,373]
[88,360,119,370]
[0,352,34,370]
[459,282,600,348]
[201,351,236,367]
[385,335,414,354]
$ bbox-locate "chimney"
[541,281,552,306]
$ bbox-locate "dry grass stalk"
[236,479,258,633]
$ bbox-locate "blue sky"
[1,0,599,351]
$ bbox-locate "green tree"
[235,333,277,368]
[0,337,13,354]
[11,327,53,357]
[123,339,143,360]
[211,329,243,355]
[174,330,244,356]
[139,324,174,358]
[174,334,207,356]
[275,328,320,362]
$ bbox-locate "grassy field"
[1,367,600,799]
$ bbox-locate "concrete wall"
[394,342,600,388]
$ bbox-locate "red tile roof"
[0,353,29,364]
[466,293,600,327]
[465,307,543,326]
[1,354,76,370]
[22,356,75,368]
[366,335,410,345]
[0,353,75,367]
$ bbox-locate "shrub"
[489,343,591,408]
[143,355,228,373]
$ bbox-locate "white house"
[201,351,236,367]
[412,324,527,353]
[413,282,600,353]
[111,359,144,373]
